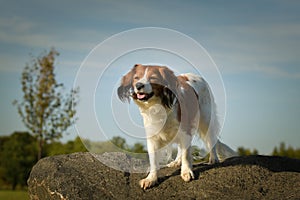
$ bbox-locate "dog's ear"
[159,66,178,89]
[117,65,138,102]
[161,86,176,108]
[159,67,178,108]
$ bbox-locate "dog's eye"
[134,76,139,80]
[150,76,158,81]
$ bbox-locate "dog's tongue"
[137,93,146,99]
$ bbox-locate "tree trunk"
[37,135,44,160]
[12,177,17,190]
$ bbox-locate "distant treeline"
[0,132,146,190]
[237,143,300,159]
[0,131,299,190]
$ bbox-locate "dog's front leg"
[139,140,158,189]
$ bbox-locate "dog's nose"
[135,82,144,90]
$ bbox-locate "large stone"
[28,152,300,200]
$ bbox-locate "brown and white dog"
[118,64,236,189]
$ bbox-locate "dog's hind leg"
[179,133,194,182]
[167,145,182,168]
[204,129,220,164]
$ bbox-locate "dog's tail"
[215,140,238,162]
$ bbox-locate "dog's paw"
[181,168,194,182]
[139,178,157,190]
[167,160,181,168]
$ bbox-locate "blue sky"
[0,0,299,154]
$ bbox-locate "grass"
[0,190,29,200]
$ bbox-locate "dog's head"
[118,64,178,108]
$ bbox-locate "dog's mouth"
[136,92,154,101]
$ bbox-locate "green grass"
[0,190,29,200]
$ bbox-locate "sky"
[0,0,299,154]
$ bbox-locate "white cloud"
[0,53,28,73]
[203,22,300,79]
[0,16,35,33]
[252,65,300,79]
[0,16,111,52]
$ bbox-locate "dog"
[118,64,236,189]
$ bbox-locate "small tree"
[131,142,147,153]
[237,147,259,156]
[13,48,78,160]
[110,136,128,150]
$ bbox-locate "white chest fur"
[140,104,180,148]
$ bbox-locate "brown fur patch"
[176,75,200,135]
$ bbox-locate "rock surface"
[28,152,300,200]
